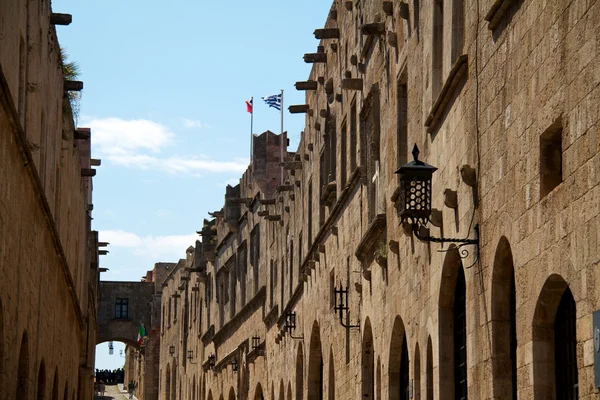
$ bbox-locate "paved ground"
[94,384,137,400]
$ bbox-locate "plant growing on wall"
[59,47,81,124]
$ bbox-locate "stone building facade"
[151,0,600,399]
[0,0,100,399]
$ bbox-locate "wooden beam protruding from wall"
[314,28,340,40]
[289,104,311,114]
[303,53,327,63]
[295,81,318,91]
[50,13,72,25]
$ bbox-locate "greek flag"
[262,94,282,111]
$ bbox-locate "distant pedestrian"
[128,380,135,399]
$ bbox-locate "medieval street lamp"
[169,345,175,357]
[252,335,261,351]
[231,359,238,372]
[333,283,359,329]
[395,144,479,262]
[187,350,197,364]
[208,353,216,370]
[284,312,304,340]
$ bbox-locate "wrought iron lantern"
[285,312,296,332]
[395,144,480,264]
[108,341,114,355]
[231,359,238,372]
[251,335,261,351]
[208,353,216,369]
[284,312,304,340]
[169,345,175,357]
[187,349,197,364]
[395,144,437,225]
[333,283,359,329]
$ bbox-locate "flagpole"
[250,96,254,166]
[280,89,284,184]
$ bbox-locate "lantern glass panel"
[399,175,432,225]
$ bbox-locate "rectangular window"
[168,298,172,326]
[540,118,563,198]
[432,0,444,100]
[269,260,274,308]
[174,296,178,323]
[115,298,129,319]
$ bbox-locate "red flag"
[245,99,253,113]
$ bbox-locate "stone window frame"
[114,297,129,320]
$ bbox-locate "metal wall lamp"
[208,353,216,370]
[285,312,304,340]
[169,345,176,357]
[187,350,197,364]
[333,283,360,329]
[231,359,238,372]
[395,144,480,265]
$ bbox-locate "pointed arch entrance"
[254,383,264,400]
[532,274,578,399]
[296,345,304,400]
[388,316,409,400]
[438,248,467,400]
[17,331,30,400]
[362,318,374,400]
[491,237,517,398]
[307,321,323,400]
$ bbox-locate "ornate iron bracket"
[413,224,480,267]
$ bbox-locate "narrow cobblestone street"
[94,384,136,400]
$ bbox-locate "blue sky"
[52,0,332,369]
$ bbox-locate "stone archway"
[295,344,304,400]
[438,247,467,399]
[388,316,409,400]
[17,331,30,400]
[228,386,236,400]
[287,383,292,400]
[165,363,171,400]
[532,274,578,399]
[362,318,374,400]
[51,368,59,400]
[278,380,284,400]
[328,347,335,400]
[254,383,264,400]
[37,358,47,400]
[307,321,323,400]
[490,237,517,399]
[426,337,433,400]
[413,344,421,400]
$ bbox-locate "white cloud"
[99,229,198,260]
[182,118,209,129]
[88,117,174,154]
[85,117,248,175]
